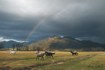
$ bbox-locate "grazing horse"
[36,52,45,60]
[70,50,78,56]
[45,51,55,58]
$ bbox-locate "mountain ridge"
[0,36,105,51]
[28,36,105,51]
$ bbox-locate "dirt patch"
[56,62,64,65]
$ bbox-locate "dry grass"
[0,51,105,70]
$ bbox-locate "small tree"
[36,46,44,53]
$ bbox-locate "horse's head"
[70,50,73,53]
[45,51,47,54]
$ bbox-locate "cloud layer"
[0,0,105,43]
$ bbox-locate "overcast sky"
[0,0,105,43]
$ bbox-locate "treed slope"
[28,36,105,51]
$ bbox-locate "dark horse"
[45,51,55,58]
[70,50,78,56]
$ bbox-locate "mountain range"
[28,36,105,51]
[0,40,26,49]
[0,35,105,51]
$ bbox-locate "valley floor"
[0,51,105,70]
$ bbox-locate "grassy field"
[0,51,105,70]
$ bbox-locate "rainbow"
[25,3,71,41]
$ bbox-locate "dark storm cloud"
[0,0,105,43]
[35,0,105,43]
[0,11,42,40]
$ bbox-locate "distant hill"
[0,41,27,50]
[28,36,105,51]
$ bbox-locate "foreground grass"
[38,52,105,70]
[0,51,105,70]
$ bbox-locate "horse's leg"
[42,56,44,60]
[51,55,54,59]
[36,56,38,60]
[46,55,49,59]
[75,53,77,56]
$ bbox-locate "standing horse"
[45,51,55,58]
[70,50,78,56]
[10,50,16,54]
[36,52,45,60]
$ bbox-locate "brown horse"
[70,50,78,56]
[45,51,55,58]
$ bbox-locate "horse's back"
[10,51,16,54]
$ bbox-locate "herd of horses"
[36,50,78,60]
[9,50,78,60]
